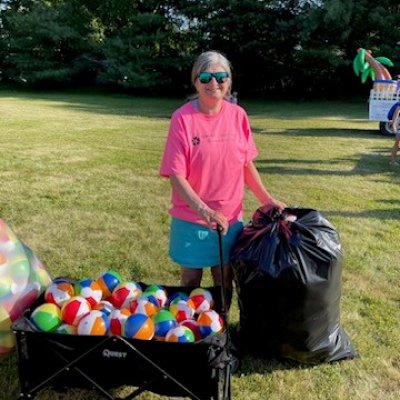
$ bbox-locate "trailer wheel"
[379,121,395,136]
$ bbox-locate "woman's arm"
[169,175,229,234]
[244,161,286,210]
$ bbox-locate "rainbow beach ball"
[188,288,214,314]
[143,284,168,308]
[96,270,122,299]
[93,300,115,316]
[30,303,62,332]
[109,308,131,336]
[55,323,77,335]
[197,310,224,338]
[75,279,103,307]
[77,310,110,336]
[129,294,159,317]
[110,281,142,309]
[180,319,202,342]
[124,313,155,340]
[61,296,91,326]
[45,281,75,307]
[165,325,195,343]
[152,309,177,340]
[169,300,195,323]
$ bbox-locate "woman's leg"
[180,267,203,287]
[390,137,400,163]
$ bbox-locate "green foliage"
[2,0,400,95]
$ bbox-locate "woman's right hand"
[197,205,229,235]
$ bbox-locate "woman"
[160,50,286,305]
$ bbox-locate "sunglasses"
[198,71,229,84]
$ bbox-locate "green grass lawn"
[0,89,399,400]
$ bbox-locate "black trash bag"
[231,206,357,364]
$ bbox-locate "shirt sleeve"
[159,112,189,178]
[242,111,258,164]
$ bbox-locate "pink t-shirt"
[160,100,258,225]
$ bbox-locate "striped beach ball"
[93,300,115,316]
[110,281,142,309]
[197,310,224,338]
[96,270,122,299]
[109,308,131,336]
[75,279,103,307]
[180,319,202,342]
[45,281,75,307]
[165,325,195,343]
[124,313,155,340]
[169,300,195,323]
[55,323,77,335]
[188,288,214,314]
[61,296,91,326]
[143,284,168,308]
[77,310,109,336]
[152,309,177,340]
[30,303,62,332]
[129,294,159,317]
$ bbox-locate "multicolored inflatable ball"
[75,279,103,307]
[55,323,77,335]
[61,296,91,326]
[197,310,224,338]
[110,281,142,309]
[165,325,195,343]
[109,308,131,336]
[95,270,122,299]
[168,291,189,306]
[180,319,202,342]
[143,284,168,308]
[152,309,177,340]
[188,288,214,314]
[129,294,159,317]
[44,281,75,307]
[124,313,155,340]
[77,310,109,336]
[93,300,115,316]
[30,303,62,332]
[169,300,195,323]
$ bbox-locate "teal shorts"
[169,218,243,268]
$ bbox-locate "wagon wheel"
[379,121,396,136]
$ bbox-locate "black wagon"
[12,230,234,400]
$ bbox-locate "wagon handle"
[216,224,229,320]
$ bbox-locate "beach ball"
[8,257,31,285]
[124,313,154,340]
[197,310,224,338]
[109,308,131,336]
[180,319,202,342]
[110,281,142,309]
[152,309,177,340]
[55,323,77,335]
[93,300,115,316]
[188,288,214,314]
[143,284,168,308]
[75,279,103,307]
[129,294,159,317]
[169,300,195,323]
[96,270,122,299]
[30,303,62,332]
[168,291,189,306]
[77,310,109,336]
[44,281,75,307]
[165,325,195,343]
[0,277,18,299]
[61,296,91,326]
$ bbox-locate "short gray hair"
[191,51,232,86]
